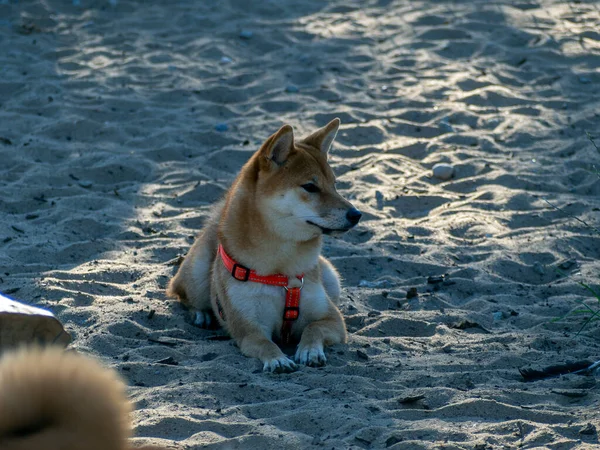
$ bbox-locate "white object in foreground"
[0,294,71,349]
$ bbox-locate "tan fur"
[0,346,163,450]
[167,119,361,372]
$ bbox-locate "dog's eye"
[301,183,320,193]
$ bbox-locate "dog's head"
[253,118,362,241]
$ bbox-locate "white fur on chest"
[227,278,329,338]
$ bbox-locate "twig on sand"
[573,359,600,376]
[519,360,592,381]
[398,394,426,404]
[586,131,600,178]
[148,338,177,347]
[586,131,600,153]
[540,197,600,235]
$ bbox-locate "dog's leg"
[168,241,215,327]
[167,214,220,328]
[237,329,298,373]
[185,247,215,329]
[295,302,346,367]
[319,256,341,302]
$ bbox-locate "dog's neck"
[218,179,322,277]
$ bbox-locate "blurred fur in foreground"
[0,346,163,450]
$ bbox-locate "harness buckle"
[231,263,250,282]
[283,306,300,320]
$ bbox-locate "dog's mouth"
[306,221,352,235]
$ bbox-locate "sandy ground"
[1,0,600,448]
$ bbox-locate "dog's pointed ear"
[302,118,340,155]
[262,124,294,165]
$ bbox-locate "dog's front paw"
[263,356,298,374]
[295,345,327,367]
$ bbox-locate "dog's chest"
[227,279,328,330]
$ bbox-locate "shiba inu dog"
[0,346,163,450]
[167,118,362,373]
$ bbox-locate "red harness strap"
[218,244,303,344]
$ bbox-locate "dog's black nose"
[346,207,362,226]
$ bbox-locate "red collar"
[218,244,302,286]
[217,243,303,344]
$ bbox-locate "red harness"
[217,244,303,345]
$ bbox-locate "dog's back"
[0,346,131,450]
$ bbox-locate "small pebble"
[406,287,418,299]
[239,30,253,39]
[285,84,299,93]
[78,180,93,188]
[427,275,446,285]
[214,123,228,132]
[432,163,454,181]
[493,311,504,321]
[220,56,233,64]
